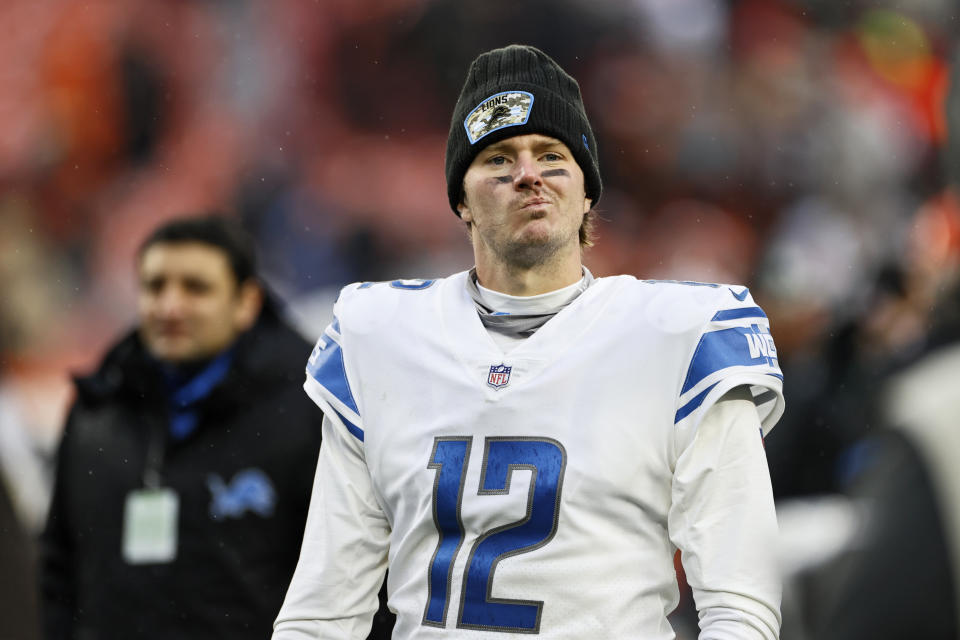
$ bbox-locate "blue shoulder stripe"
[682,326,779,395]
[306,336,360,415]
[711,306,767,322]
[331,407,363,442]
[675,382,719,423]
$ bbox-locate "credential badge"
[463,91,534,144]
[487,363,512,390]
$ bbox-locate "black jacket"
[40,304,323,640]
[1,471,41,640]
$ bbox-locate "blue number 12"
[423,436,567,633]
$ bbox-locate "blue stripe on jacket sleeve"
[306,337,360,415]
[681,326,779,395]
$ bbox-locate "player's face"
[138,242,260,365]
[458,134,592,270]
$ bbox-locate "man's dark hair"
[138,214,258,284]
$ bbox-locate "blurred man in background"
[812,207,960,639]
[811,42,960,640]
[40,215,333,639]
[275,44,783,639]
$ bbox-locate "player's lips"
[519,198,550,210]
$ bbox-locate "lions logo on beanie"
[445,44,602,216]
[464,91,534,144]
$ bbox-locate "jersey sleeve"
[303,286,364,442]
[274,285,390,639]
[674,286,785,437]
[670,388,782,640]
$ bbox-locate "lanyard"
[143,419,166,489]
[142,349,235,487]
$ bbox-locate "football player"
[274,45,784,639]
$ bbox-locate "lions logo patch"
[207,468,276,520]
[463,91,534,144]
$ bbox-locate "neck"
[474,250,584,296]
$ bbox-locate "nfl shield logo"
[487,363,512,390]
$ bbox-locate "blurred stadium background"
[1,0,958,638]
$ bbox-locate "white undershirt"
[476,272,590,351]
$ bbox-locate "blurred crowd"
[1,0,959,637]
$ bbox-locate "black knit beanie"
[445,44,602,216]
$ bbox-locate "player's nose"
[512,153,542,190]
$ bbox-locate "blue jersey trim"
[711,306,767,322]
[675,382,719,423]
[332,407,363,442]
[682,327,779,395]
[307,337,360,415]
[390,279,436,290]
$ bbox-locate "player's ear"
[583,197,592,214]
[458,195,473,223]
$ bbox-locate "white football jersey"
[276,271,784,639]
